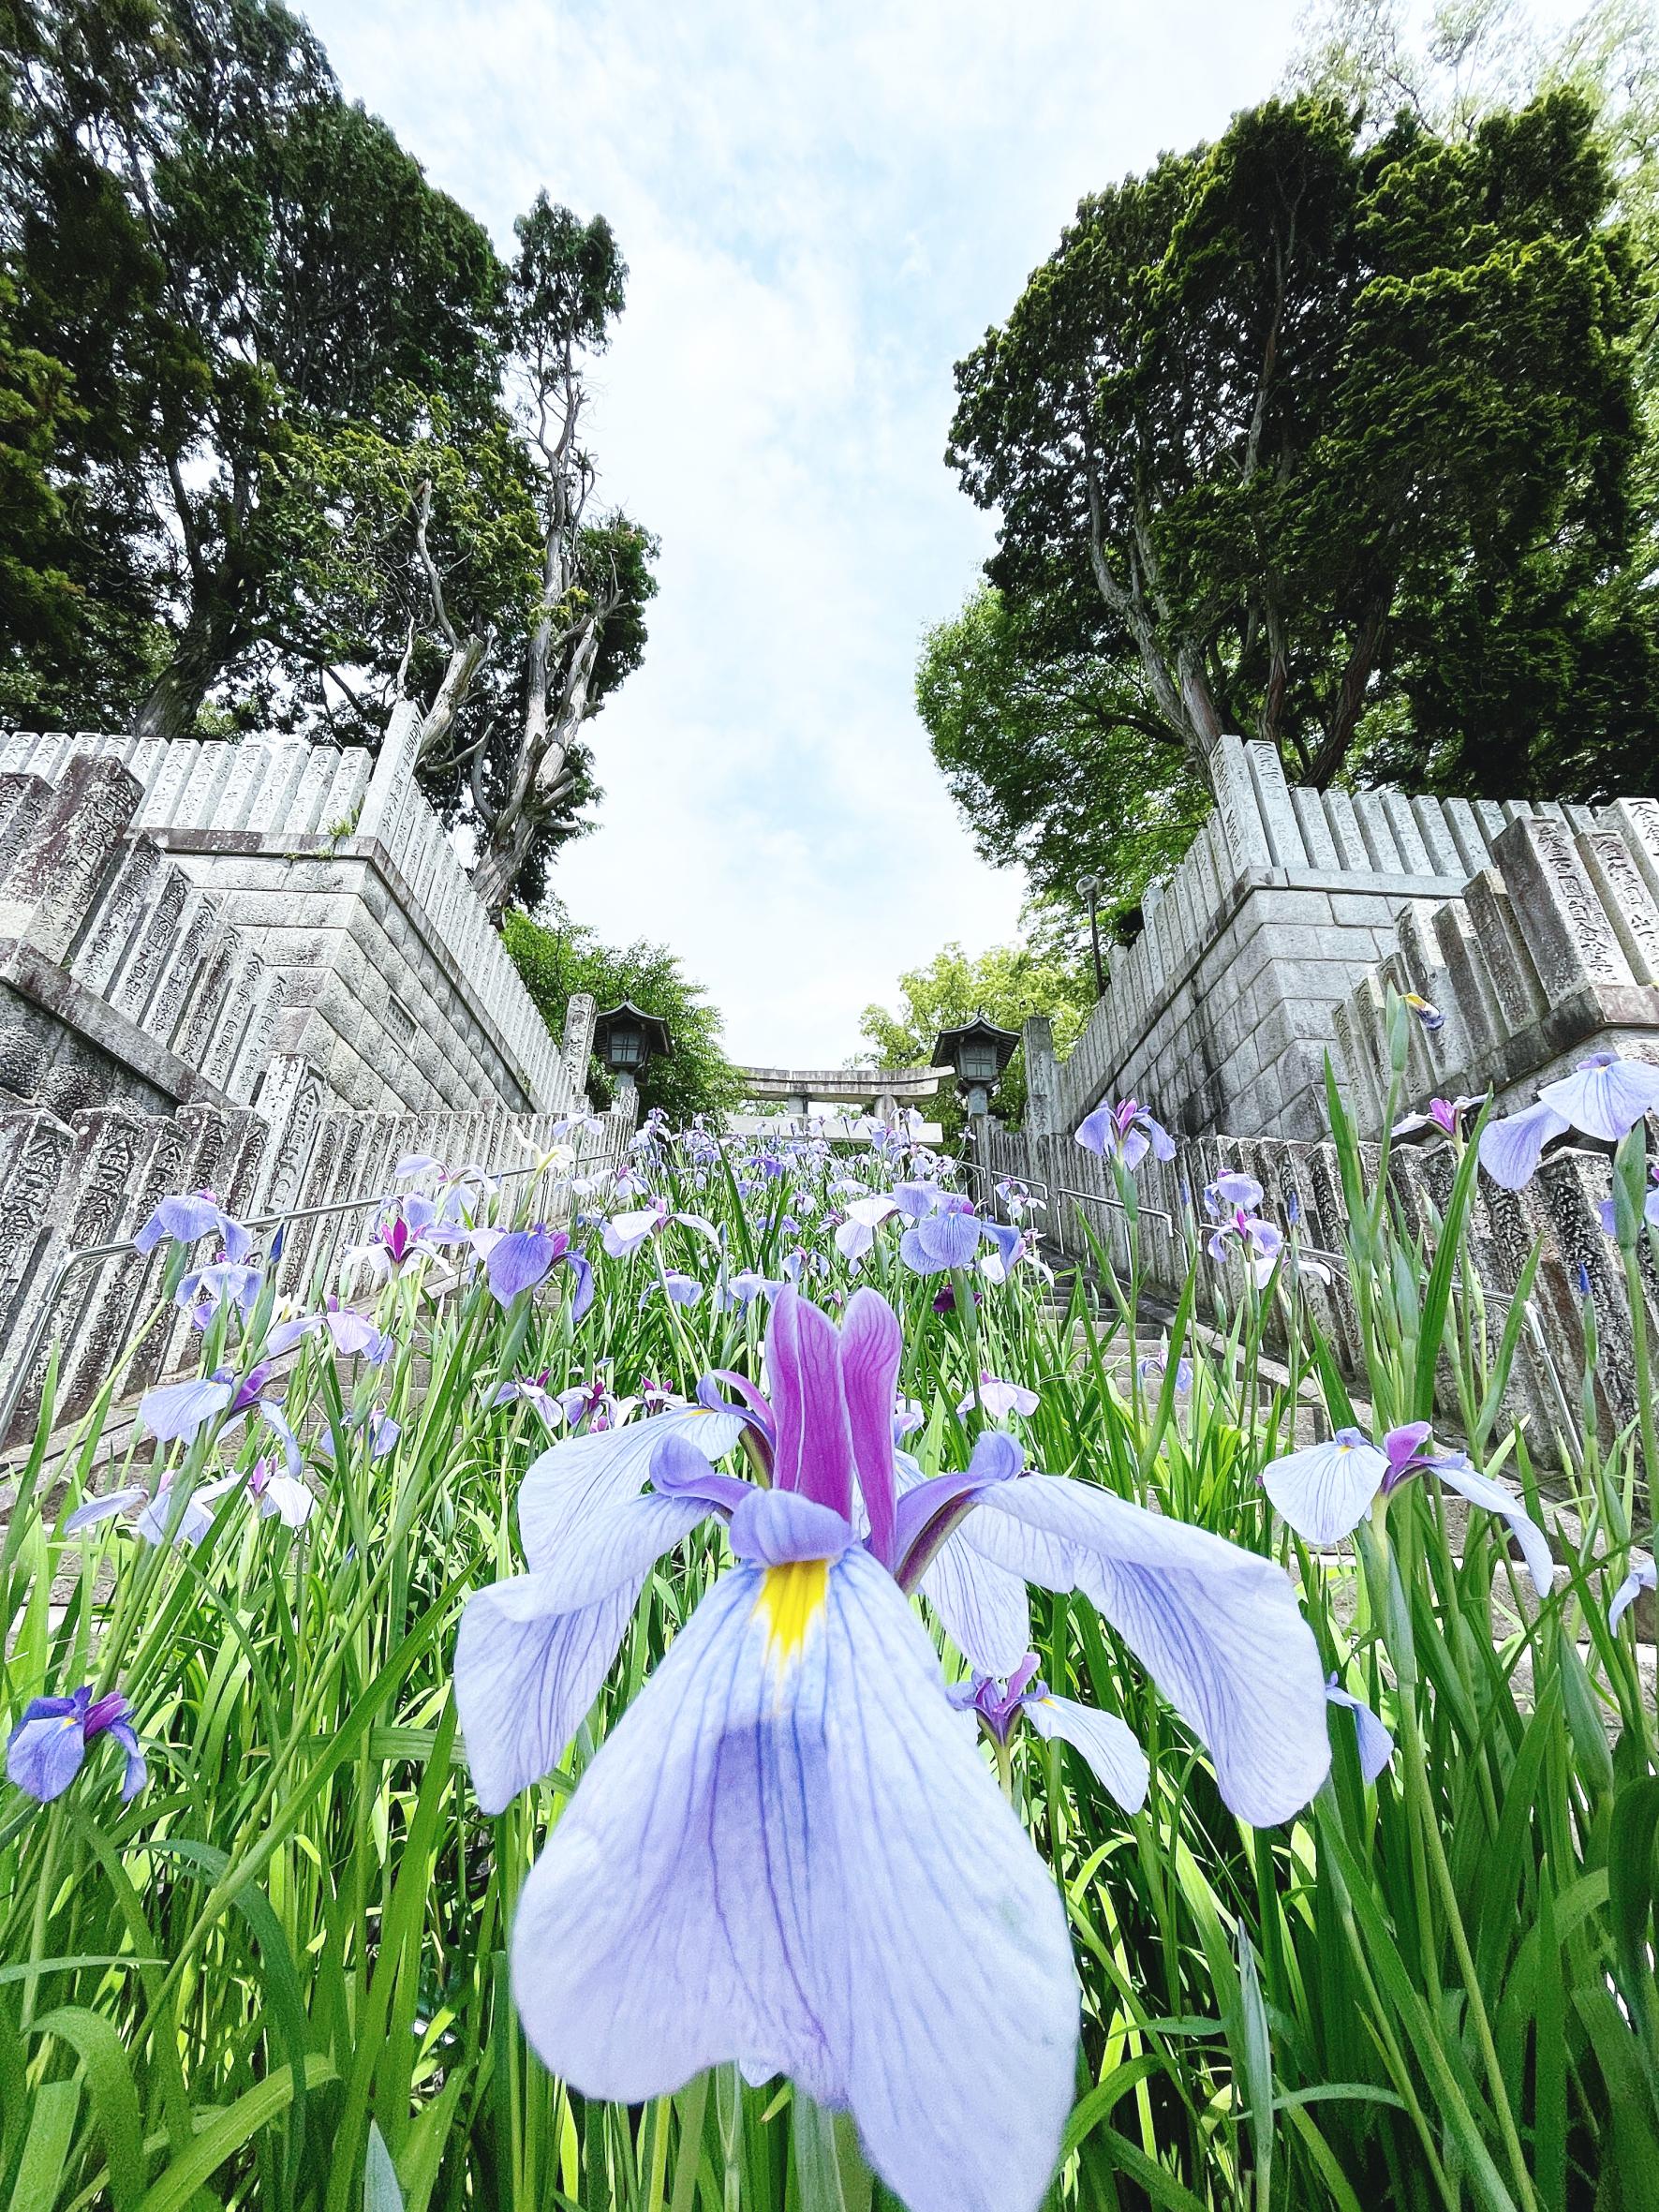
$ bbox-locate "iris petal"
[1539,1055,1659,1144]
[1326,1679,1394,1785]
[509,1547,1077,2212]
[455,1492,713,1813]
[1024,1692,1148,1812]
[6,1709,88,1801]
[837,1288,902,1566]
[1476,1100,1570,1191]
[968,1476,1330,1824]
[517,1407,748,1567]
[138,1374,236,1446]
[1431,1460,1555,1599]
[896,1455,1030,1672]
[1261,1433,1390,1545]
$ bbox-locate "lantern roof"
[931,1011,1019,1075]
[593,999,674,1062]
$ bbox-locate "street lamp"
[1077,873,1107,1001]
[592,999,674,1098]
[932,1012,1019,1133]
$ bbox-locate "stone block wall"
[0,755,284,1120]
[0,710,570,1115]
[1048,735,1602,1143]
[0,1065,634,1444]
[1335,800,1659,1136]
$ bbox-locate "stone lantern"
[592,999,673,1097]
[932,1012,1019,1128]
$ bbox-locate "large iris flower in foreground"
[455,1288,1327,2212]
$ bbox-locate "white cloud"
[300,0,1303,1061]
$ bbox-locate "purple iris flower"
[1262,1421,1554,1593]
[1206,1171,1263,1213]
[492,1369,565,1425]
[601,1198,718,1260]
[1326,1675,1394,1783]
[268,1297,393,1365]
[177,1256,264,1331]
[1610,1550,1655,1629]
[658,1270,704,1308]
[1138,1348,1194,1395]
[1392,1095,1483,1144]
[959,1373,1039,1420]
[363,1408,399,1459]
[473,1224,594,1317]
[713,1269,780,1313]
[899,1201,1019,1281]
[195,1454,314,1529]
[454,1287,1326,2212]
[1204,1205,1283,1285]
[834,1194,899,1266]
[63,1470,214,1549]
[1075,1098,1177,1170]
[7,1685,145,1804]
[137,1360,303,1478]
[949,1655,1148,1810]
[892,1180,946,1219]
[1478,1051,1659,1191]
[135,1189,251,1266]
[345,1195,452,1283]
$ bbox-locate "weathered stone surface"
[1579,828,1659,986]
[1493,816,1634,1000]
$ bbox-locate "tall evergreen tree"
[945,89,1654,809]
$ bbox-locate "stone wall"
[0,754,284,1119]
[982,1112,1656,1459]
[0,1065,634,1445]
[1333,800,1659,1136]
[1050,735,1603,1142]
[0,709,571,1115]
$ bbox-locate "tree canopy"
[943,84,1655,837]
[0,0,658,916]
[504,903,743,1127]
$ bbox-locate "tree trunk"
[413,631,491,765]
[469,819,532,924]
[133,606,242,743]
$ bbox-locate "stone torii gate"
[733,1061,947,1125]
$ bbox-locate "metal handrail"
[981,1155,1582,1441]
[0,1137,611,1452]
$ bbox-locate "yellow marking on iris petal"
[753,1559,828,1669]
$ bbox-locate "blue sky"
[301,0,1308,1064]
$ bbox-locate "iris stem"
[644,2092,672,2212]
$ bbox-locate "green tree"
[503,902,743,1127]
[916,584,1208,926]
[946,89,1654,809]
[858,932,1093,1140]
[1,0,505,736]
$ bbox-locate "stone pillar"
[1022,1016,1061,1136]
[355,698,422,850]
[560,991,598,1088]
[1490,816,1635,1001]
[0,754,141,962]
[1209,735,1274,880]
